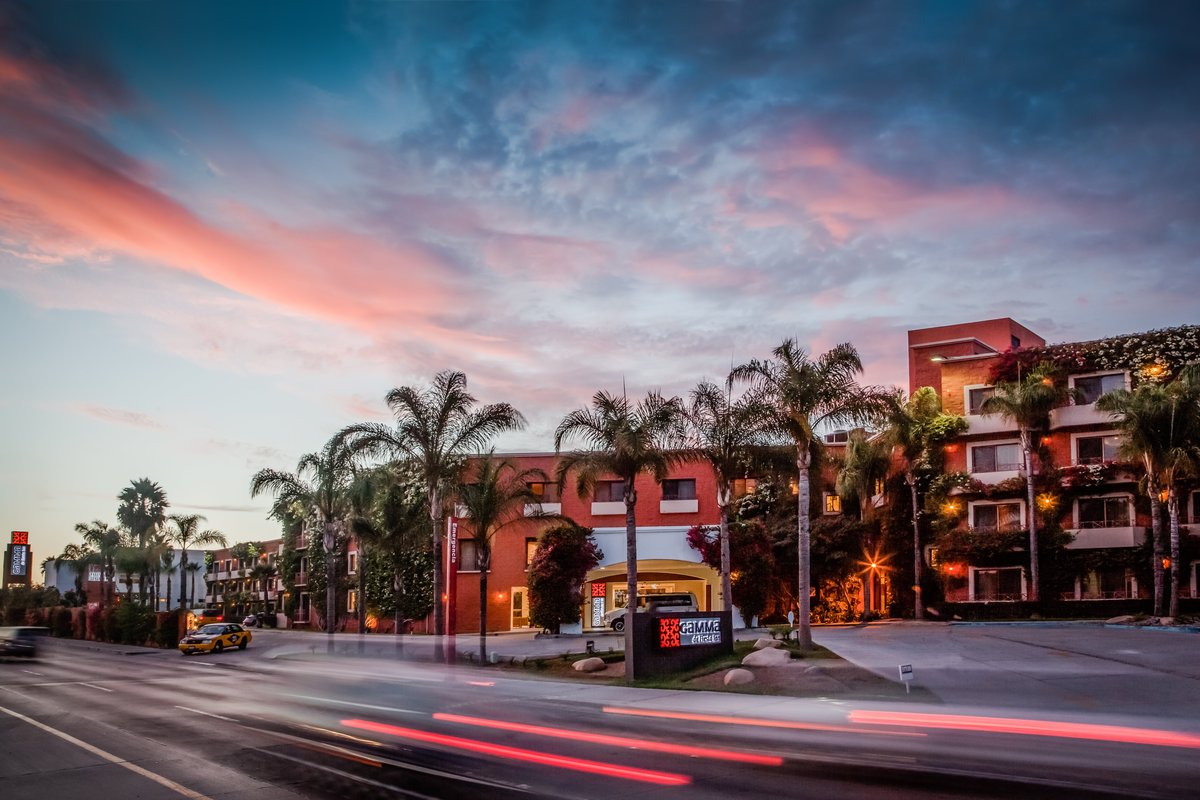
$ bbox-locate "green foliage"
[989,325,1200,385]
[112,602,155,645]
[154,609,183,647]
[528,524,603,633]
[52,607,73,638]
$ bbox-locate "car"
[603,592,699,632]
[185,608,225,631]
[0,626,46,658]
[178,623,251,656]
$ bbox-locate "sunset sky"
[2,1,1197,561]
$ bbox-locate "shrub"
[52,607,73,638]
[113,603,155,645]
[154,609,183,648]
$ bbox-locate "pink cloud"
[78,405,165,430]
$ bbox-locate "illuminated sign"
[10,544,28,577]
[591,597,605,627]
[591,582,606,597]
[88,566,103,582]
[658,615,722,648]
[12,531,28,545]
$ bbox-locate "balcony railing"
[294,571,308,586]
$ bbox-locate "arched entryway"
[582,558,722,632]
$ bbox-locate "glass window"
[1193,492,1200,525]
[347,590,357,613]
[975,567,1023,601]
[972,443,1022,472]
[824,493,842,514]
[972,502,1022,531]
[824,430,849,444]
[1078,497,1131,528]
[732,478,758,498]
[968,387,995,415]
[458,539,480,571]
[662,479,696,501]
[527,482,561,503]
[1076,434,1121,465]
[525,538,538,567]
[1074,373,1125,405]
[594,480,625,502]
[347,552,357,574]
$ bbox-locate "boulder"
[753,638,783,650]
[742,647,791,667]
[572,657,607,673]
[724,668,755,686]
[1106,615,1136,625]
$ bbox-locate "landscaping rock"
[724,668,755,686]
[572,657,607,672]
[742,647,791,667]
[753,638,783,650]
[1106,615,1136,625]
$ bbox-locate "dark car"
[0,626,47,658]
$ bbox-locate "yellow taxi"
[178,622,251,656]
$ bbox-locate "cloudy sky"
[2,1,1197,561]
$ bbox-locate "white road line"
[0,704,214,800]
[174,705,237,722]
[21,670,44,676]
[283,694,423,715]
[79,683,113,693]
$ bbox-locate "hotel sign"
[658,615,723,648]
[10,544,28,577]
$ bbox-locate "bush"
[154,609,183,648]
[103,607,121,642]
[52,607,73,638]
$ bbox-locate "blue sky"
[1,1,1197,561]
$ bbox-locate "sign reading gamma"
[658,615,723,648]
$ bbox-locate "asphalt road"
[2,630,1199,799]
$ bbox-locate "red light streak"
[601,706,924,737]
[848,711,1200,749]
[341,718,691,785]
[433,712,783,766]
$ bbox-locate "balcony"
[1065,526,1143,550]
[294,571,308,586]
[659,499,699,514]
[524,502,562,517]
[1051,404,1112,429]
[590,501,625,516]
[966,415,1015,436]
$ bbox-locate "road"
[2,630,1199,799]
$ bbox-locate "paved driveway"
[814,621,1200,720]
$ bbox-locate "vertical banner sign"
[590,582,606,628]
[5,531,32,589]
[446,518,458,635]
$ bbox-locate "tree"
[680,381,766,624]
[248,561,278,615]
[889,387,968,619]
[835,429,894,616]
[455,452,549,663]
[555,390,683,677]
[528,523,603,634]
[1099,367,1200,616]
[117,478,169,548]
[164,514,227,610]
[251,432,357,638]
[981,364,1071,602]
[340,371,525,639]
[53,542,98,601]
[732,340,891,648]
[76,520,121,605]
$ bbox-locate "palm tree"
[732,340,891,648]
[164,514,227,610]
[74,520,121,604]
[340,371,525,638]
[981,363,1071,603]
[53,542,99,601]
[455,452,549,663]
[889,387,967,619]
[251,432,358,638]
[1099,368,1200,616]
[679,381,766,624]
[555,390,684,678]
[836,429,894,617]
[117,478,169,548]
[249,561,278,615]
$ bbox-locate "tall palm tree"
[889,387,967,619]
[251,432,357,638]
[836,429,894,617]
[74,520,121,604]
[249,561,278,615]
[556,390,684,678]
[340,370,525,637]
[980,363,1068,603]
[164,514,227,610]
[117,478,169,548]
[680,381,767,623]
[1099,368,1200,616]
[54,542,99,602]
[455,452,549,663]
[732,340,891,648]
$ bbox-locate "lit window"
[527,482,561,503]
[1078,497,1131,528]
[347,590,357,613]
[1073,373,1125,405]
[732,478,758,498]
[972,502,1023,531]
[1076,434,1121,465]
[525,538,538,568]
[662,479,696,501]
[594,480,625,502]
[823,493,842,514]
[968,387,995,415]
[972,443,1022,472]
[874,478,885,497]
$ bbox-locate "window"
[968,387,995,415]
[823,493,842,514]
[347,552,358,574]
[972,502,1022,531]
[1073,372,1125,405]
[347,590,357,613]
[1075,434,1121,465]
[662,479,696,501]
[874,478,885,497]
[1078,497,1131,529]
[731,478,758,498]
[974,567,1024,601]
[1193,491,1200,525]
[458,539,480,571]
[525,538,538,568]
[224,559,231,573]
[527,482,561,503]
[972,443,1022,472]
[824,430,849,444]
[1011,335,1021,350]
[594,480,625,502]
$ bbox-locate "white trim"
[821,492,842,515]
[968,565,1027,601]
[1068,430,1122,466]
[1189,490,1200,525]
[660,499,699,514]
[911,336,999,352]
[1072,492,1134,529]
[591,501,626,516]
[968,438,1023,482]
[1068,369,1130,405]
[967,498,1026,530]
[963,383,994,416]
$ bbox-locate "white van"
[602,592,699,632]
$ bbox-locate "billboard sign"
[10,544,28,577]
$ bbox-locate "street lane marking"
[174,705,237,722]
[0,704,214,800]
[283,694,423,716]
[21,670,44,676]
[79,683,113,693]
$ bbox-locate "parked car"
[0,626,47,658]
[178,623,251,655]
[603,592,699,632]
